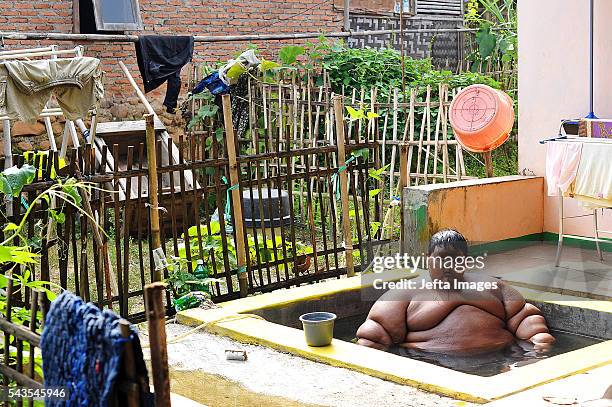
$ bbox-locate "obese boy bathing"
[356,229,555,354]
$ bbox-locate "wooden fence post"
[221,95,249,297]
[333,96,355,277]
[145,282,171,407]
[399,144,409,253]
[118,320,140,407]
[483,151,494,178]
[145,114,163,282]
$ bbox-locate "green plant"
[167,220,314,297]
[0,163,99,386]
[465,0,517,72]
[321,43,499,102]
[165,256,221,298]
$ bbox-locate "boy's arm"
[500,282,555,347]
[356,298,408,351]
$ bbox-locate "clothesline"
[0,27,480,44]
[541,136,612,145]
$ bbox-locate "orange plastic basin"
[449,84,515,153]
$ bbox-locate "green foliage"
[321,44,500,100]
[465,0,517,71]
[0,164,36,197]
[188,104,219,130]
[166,220,314,297]
[368,164,390,182]
[0,170,94,385]
[165,256,222,298]
[259,58,281,72]
[279,45,305,66]
[345,106,379,121]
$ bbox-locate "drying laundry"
[218,49,260,86]
[0,56,104,123]
[567,142,612,208]
[135,35,194,113]
[190,49,260,97]
[545,140,582,196]
[191,71,230,96]
[41,291,152,407]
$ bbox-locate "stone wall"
[347,15,465,71]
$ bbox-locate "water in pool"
[333,314,602,377]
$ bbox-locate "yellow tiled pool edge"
[177,272,612,403]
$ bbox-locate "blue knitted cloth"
[41,292,150,406]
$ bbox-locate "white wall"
[518,0,612,236]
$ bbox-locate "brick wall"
[0,0,344,149]
[333,0,396,14]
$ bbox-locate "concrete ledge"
[402,175,544,255]
[177,274,611,403]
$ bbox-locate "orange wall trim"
[402,176,545,255]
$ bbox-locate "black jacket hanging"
[135,35,194,113]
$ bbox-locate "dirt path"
[170,369,319,407]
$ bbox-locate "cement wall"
[518,0,612,238]
[402,176,545,255]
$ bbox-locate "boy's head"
[427,229,468,282]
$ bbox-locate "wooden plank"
[145,283,171,407]
[222,95,249,297]
[112,143,124,311]
[119,320,140,407]
[122,146,133,315]
[0,319,40,347]
[0,365,42,389]
[95,118,166,136]
[333,96,355,277]
[483,151,494,177]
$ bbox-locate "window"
[76,0,143,33]
[93,0,143,31]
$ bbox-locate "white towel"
[568,142,612,209]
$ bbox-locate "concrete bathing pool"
[177,271,612,403]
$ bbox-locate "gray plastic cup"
[299,312,337,346]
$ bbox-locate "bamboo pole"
[0,28,483,44]
[399,144,409,251]
[71,161,118,301]
[145,282,171,407]
[333,96,355,277]
[406,88,416,186]
[415,87,430,186]
[222,95,249,297]
[399,0,406,95]
[441,85,450,182]
[145,114,163,282]
[429,84,443,183]
[343,0,351,31]
[388,88,399,202]
[119,61,195,190]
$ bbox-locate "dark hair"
[427,229,468,256]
